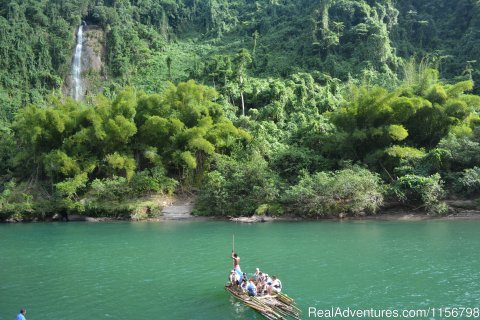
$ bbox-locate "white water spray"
[72,22,85,101]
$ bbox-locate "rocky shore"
[2,196,480,223]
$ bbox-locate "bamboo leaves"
[10,81,247,188]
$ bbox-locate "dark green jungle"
[2,0,480,220]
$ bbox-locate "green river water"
[1,220,480,320]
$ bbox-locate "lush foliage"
[2,0,480,119]
[389,174,447,215]
[195,155,280,216]
[322,72,479,171]
[0,81,249,218]
[283,167,384,217]
[2,0,480,219]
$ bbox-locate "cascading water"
[72,22,86,101]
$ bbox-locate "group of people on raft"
[228,251,282,297]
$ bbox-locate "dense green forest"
[1,0,480,220]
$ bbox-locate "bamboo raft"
[225,285,302,320]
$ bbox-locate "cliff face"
[63,25,105,100]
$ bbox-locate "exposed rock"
[52,213,63,221]
[445,200,478,210]
[448,210,480,218]
[63,25,106,100]
[82,25,104,73]
[67,214,98,222]
[161,196,194,220]
[230,215,273,223]
[397,214,428,221]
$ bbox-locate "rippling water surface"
[1,220,479,319]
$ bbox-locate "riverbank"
[2,194,480,223]
[229,207,480,223]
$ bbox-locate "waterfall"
[72,22,85,101]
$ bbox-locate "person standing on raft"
[232,251,243,283]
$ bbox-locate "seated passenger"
[265,274,272,286]
[241,278,248,292]
[254,272,264,294]
[259,273,271,295]
[256,271,265,283]
[228,270,236,286]
[246,278,257,297]
[254,267,261,281]
[271,276,282,293]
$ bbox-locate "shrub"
[270,146,331,183]
[255,203,284,216]
[195,155,281,216]
[438,133,480,171]
[195,171,229,215]
[426,84,448,104]
[54,173,89,212]
[130,167,178,196]
[284,167,384,217]
[89,176,131,201]
[457,167,480,196]
[389,174,447,215]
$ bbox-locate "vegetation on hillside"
[1,0,480,220]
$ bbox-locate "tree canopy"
[2,0,480,220]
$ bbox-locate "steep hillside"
[1,0,479,120]
[2,0,480,220]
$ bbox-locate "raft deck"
[225,285,301,320]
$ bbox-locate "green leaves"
[385,146,425,160]
[134,80,250,182]
[446,81,474,98]
[105,152,136,180]
[284,166,384,217]
[139,116,171,147]
[162,80,218,126]
[389,174,447,214]
[43,150,80,179]
[178,151,196,170]
[195,155,280,216]
[388,125,408,141]
[326,75,479,167]
[458,167,480,196]
[55,173,88,199]
[7,81,248,195]
[130,167,177,195]
[426,84,448,104]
